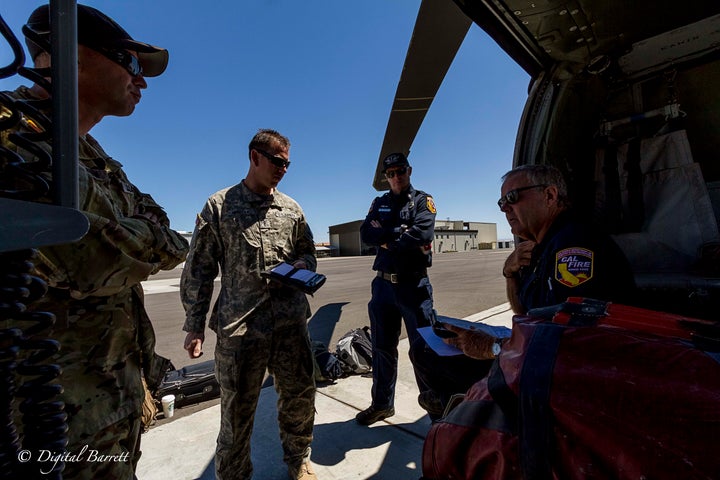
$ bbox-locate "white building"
[328,219,511,257]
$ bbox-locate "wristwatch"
[491,338,504,357]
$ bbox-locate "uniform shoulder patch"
[426,196,437,214]
[555,247,593,287]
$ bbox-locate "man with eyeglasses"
[181,129,317,480]
[444,164,633,349]
[356,152,438,425]
[409,165,635,418]
[498,164,634,315]
[0,4,188,478]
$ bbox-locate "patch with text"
[555,247,593,287]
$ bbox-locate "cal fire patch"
[426,196,437,214]
[555,247,593,287]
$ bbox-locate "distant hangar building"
[329,219,507,257]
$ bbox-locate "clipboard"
[261,262,326,295]
[419,314,512,357]
[435,315,512,339]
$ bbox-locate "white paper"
[436,315,512,339]
[418,316,512,357]
[417,326,464,357]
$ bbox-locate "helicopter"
[375,0,720,319]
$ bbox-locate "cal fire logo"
[555,248,593,287]
[426,196,437,214]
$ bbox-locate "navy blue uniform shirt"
[518,211,636,311]
[360,185,436,275]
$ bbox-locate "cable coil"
[0,12,67,480]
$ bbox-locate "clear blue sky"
[0,0,530,242]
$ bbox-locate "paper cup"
[161,394,175,418]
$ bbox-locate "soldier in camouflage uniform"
[181,129,317,480]
[0,5,188,479]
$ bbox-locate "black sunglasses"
[97,48,143,77]
[497,184,547,209]
[256,149,291,169]
[385,166,408,178]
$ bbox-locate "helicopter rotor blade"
[373,0,471,190]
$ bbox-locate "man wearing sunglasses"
[356,152,438,425]
[1,4,187,478]
[181,129,317,480]
[409,165,635,419]
[437,165,634,351]
[498,164,634,315]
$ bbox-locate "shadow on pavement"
[312,418,426,479]
[308,302,348,347]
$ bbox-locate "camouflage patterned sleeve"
[32,164,189,299]
[295,215,317,272]
[132,190,190,268]
[180,204,221,333]
[106,162,189,271]
[35,212,184,298]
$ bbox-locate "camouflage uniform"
[1,86,189,479]
[181,181,316,480]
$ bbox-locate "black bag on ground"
[311,340,344,382]
[335,326,372,374]
[154,359,220,408]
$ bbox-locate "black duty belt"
[377,270,427,284]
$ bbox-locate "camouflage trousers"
[214,324,316,480]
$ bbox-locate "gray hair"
[502,165,569,207]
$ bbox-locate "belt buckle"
[389,273,398,283]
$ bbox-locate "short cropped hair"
[248,129,290,159]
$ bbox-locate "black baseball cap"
[24,4,168,77]
[382,152,410,172]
